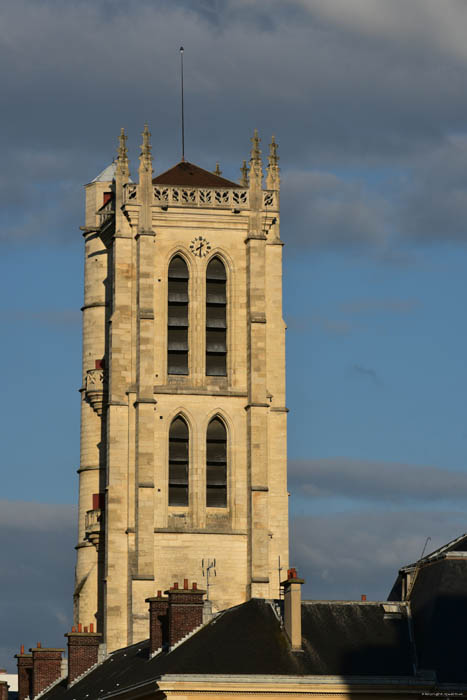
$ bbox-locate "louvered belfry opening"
[169,417,189,506]
[206,257,227,376]
[168,255,189,375]
[206,417,227,507]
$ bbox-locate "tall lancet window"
[168,416,189,506]
[206,257,227,376]
[206,417,227,507]
[168,255,189,375]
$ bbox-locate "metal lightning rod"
[180,46,185,162]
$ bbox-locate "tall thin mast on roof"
[180,46,185,162]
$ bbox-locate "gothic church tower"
[75,127,288,651]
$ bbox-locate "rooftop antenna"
[180,46,185,162]
[202,558,216,600]
[420,536,432,560]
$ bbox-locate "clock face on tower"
[190,236,211,257]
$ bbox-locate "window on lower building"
[206,257,227,376]
[169,416,189,506]
[168,255,189,375]
[206,417,227,507]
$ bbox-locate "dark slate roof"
[301,601,414,676]
[152,161,241,188]
[41,598,417,700]
[409,557,467,683]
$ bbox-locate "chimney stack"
[167,581,205,647]
[65,626,102,684]
[29,646,64,698]
[15,647,33,700]
[145,592,169,655]
[0,681,8,700]
[281,567,305,651]
[147,581,205,652]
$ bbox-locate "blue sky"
[2,0,467,671]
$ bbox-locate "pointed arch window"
[168,255,189,375]
[168,416,189,506]
[206,417,227,507]
[206,257,227,376]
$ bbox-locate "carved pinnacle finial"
[118,128,128,161]
[268,135,279,166]
[240,159,249,186]
[141,123,152,160]
[250,128,261,161]
[214,162,222,176]
[116,127,129,179]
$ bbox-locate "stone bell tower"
[75,126,288,652]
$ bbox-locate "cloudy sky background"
[2,0,467,670]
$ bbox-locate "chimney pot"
[89,623,94,633]
[20,645,24,654]
[173,582,179,589]
[192,582,197,590]
[361,594,367,601]
[71,626,76,633]
[78,623,82,633]
[184,578,188,589]
[84,626,88,633]
[157,590,162,597]
[37,642,41,649]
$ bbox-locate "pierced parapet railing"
[263,190,278,209]
[84,368,106,416]
[153,186,250,209]
[85,508,102,549]
[98,198,115,226]
[123,184,279,210]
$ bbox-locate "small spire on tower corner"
[268,135,279,166]
[139,123,153,176]
[266,134,280,191]
[240,159,249,186]
[141,124,152,158]
[250,128,261,162]
[214,162,222,176]
[116,127,129,180]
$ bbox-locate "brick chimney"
[281,567,305,651]
[167,580,205,647]
[147,580,205,651]
[15,647,33,700]
[65,624,102,684]
[145,591,169,655]
[0,681,8,700]
[30,645,64,698]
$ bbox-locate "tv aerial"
[202,558,216,600]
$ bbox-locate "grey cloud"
[290,509,467,600]
[0,501,76,672]
[281,170,391,250]
[398,139,467,242]
[1,0,467,252]
[288,457,467,503]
